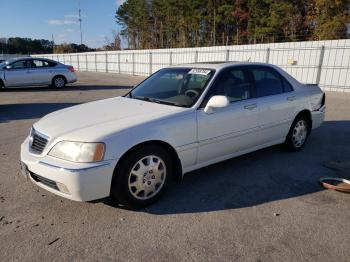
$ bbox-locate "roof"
[170,61,271,70]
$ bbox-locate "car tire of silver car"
[111,145,172,209]
[284,116,310,151]
[51,76,66,88]
[0,80,4,91]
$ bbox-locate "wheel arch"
[294,109,312,132]
[112,140,183,184]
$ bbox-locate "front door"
[5,60,32,86]
[197,67,259,164]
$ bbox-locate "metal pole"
[95,53,97,72]
[132,52,135,75]
[169,51,173,65]
[316,45,325,85]
[105,53,108,73]
[118,53,121,74]
[85,54,88,71]
[77,54,80,71]
[194,50,198,63]
[265,48,270,63]
[226,49,230,62]
[149,52,152,75]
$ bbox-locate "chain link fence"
[35,39,350,92]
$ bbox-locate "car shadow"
[105,121,350,214]
[1,85,132,92]
[0,103,79,123]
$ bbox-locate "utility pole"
[78,0,83,45]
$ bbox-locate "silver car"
[0,57,77,89]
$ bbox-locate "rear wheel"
[0,80,4,91]
[111,145,172,209]
[51,76,66,88]
[284,116,310,151]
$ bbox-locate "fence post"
[226,49,230,61]
[85,54,88,71]
[149,52,152,75]
[105,53,108,73]
[132,52,135,75]
[316,45,325,85]
[265,48,270,63]
[70,55,72,65]
[118,53,121,74]
[169,51,173,65]
[95,53,98,72]
[194,50,198,63]
[77,54,80,71]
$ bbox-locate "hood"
[34,96,187,141]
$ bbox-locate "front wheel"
[284,117,310,151]
[111,145,172,209]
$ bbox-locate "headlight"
[49,141,105,163]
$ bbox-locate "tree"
[102,30,122,51]
[312,0,350,39]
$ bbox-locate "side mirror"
[204,95,229,114]
[5,65,12,70]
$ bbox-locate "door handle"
[244,104,257,110]
[287,96,296,101]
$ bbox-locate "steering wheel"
[185,89,199,98]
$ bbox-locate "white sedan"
[20,62,325,208]
[0,57,77,89]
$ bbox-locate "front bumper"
[20,138,118,201]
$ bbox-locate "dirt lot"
[0,71,349,261]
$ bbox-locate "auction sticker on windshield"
[188,69,211,75]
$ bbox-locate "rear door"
[4,60,32,86]
[196,67,260,164]
[249,66,298,144]
[28,59,54,85]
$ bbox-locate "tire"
[0,80,4,91]
[51,76,66,88]
[284,116,310,151]
[111,145,172,209]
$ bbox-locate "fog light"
[57,182,70,194]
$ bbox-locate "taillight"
[68,66,75,72]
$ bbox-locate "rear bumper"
[20,138,117,201]
[67,74,78,83]
[311,105,325,129]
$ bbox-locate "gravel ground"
[0,71,349,262]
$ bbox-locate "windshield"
[129,68,215,107]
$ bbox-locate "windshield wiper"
[132,96,184,107]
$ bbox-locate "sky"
[0,0,126,48]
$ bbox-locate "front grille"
[30,172,59,191]
[30,129,48,154]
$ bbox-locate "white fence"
[35,39,350,92]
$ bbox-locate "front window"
[11,60,29,69]
[129,68,215,107]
